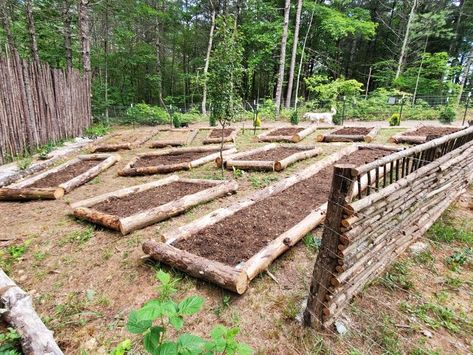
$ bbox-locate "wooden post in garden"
[303,164,355,328]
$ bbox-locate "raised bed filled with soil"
[149,128,199,148]
[390,126,464,144]
[216,144,321,171]
[258,124,319,143]
[317,126,379,143]
[90,128,157,152]
[119,145,237,176]
[202,127,240,144]
[72,175,238,235]
[0,154,120,201]
[142,144,401,293]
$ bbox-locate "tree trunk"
[62,0,73,70]
[25,0,40,62]
[457,52,472,105]
[395,0,416,79]
[285,0,302,109]
[202,6,216,115]
[78,0,91,74]
[294,10,314,109]
[104,0,109,120]
[412,36,428,105]
[274,0,291,118]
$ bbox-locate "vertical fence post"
[304,164,355,328]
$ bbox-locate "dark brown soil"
[332,127,372,136]
[209,128,235,138]
[402,126,461,137]
[26,159,103,188]
[235,147,304,162]
[92,181,213,217]
[174,148,392,266]
[267,127,303,136]
[133,150,219,168]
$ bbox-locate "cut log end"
[273,161,283,172]
[316,135,325,142]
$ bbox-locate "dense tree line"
[0,0,472,116]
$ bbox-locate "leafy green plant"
[172,112,183,128]
[0,327,21,354]
[388,113,400,126]
[85,122,110,137]
[445,248,472,271]
[110,339,133,355]
[126,270,252,354]
[17,155,33,170]
[379,261,414,290]
[232,167,244,179]
[438,105,456,124]
[65,227,94,244]
[248,175,278,188]
[290,110,299,125]
[125,103,169,125]
[303,233,321,253]
[428,220,473,245]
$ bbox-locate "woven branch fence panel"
[0,50,91,164]
[304,126,473,328]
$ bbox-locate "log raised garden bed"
[119,145,237,176]
[90,128,157,152]
[389,125,464,144]
[202,127,240,144]
[71,175,238,235]
[0,154,120,201]
[148,128,199,148]
[216,144,321,171]
[316,126,379,143]
[257,124,319,143]
[143,144,401,293]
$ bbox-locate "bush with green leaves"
[85,122,110,138]
[126,270,253,354]
[0,327,21,354]
[259,99,276,120]
[290,110,299,125]
[388,113,400,126]
[125,103,169,125]
[439,106,456,124]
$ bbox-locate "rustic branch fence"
[304,126,473,328]
[0,49,91,164]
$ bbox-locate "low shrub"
[290,110,299,125]
[85,122,110,138]
[125,103,169,125]
[388,113,400,126]
[439,106,456,124]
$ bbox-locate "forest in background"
[0,0,472,121]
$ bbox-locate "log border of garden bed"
[201,127,240,144]
[118,145,237,176]
[148,128,199,148]
[143,144,401,294]
[316,126,379,143]
[389,125,464,144]
[71,175,238,235]
[89,128,158,152]
[216,143,322,171]
[0,153,120,201]
[257,124,323,143]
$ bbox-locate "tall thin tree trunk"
[62,0,73,70]
[104,0,109,120]
[285,0,302,109]
[412,36,428,105]
[202,6,216,115]
[78,0,91,75]
[395,0,417,79]
[25,0,39,62]
[294,10,314,109]
[155,6,164,106]
[275,0,291,118]
[457,52,472,105]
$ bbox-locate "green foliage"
[125,104,169,125]
[17,155,33,170]
[428,220,473,246]
[290,110,299,125]
[85,122,110,138]
[379,261,413,291]
[259,99,277,120]
[446,248,472,271]
[305,75,363,107]
[65,227,94,244]
[0,328,21,355]
[0,240,31,274]
[303,233,321,253]
[126,270,253,354]
[110,339,133,355]
[208,15,243,126]
[248,175,278,188]
[388,113,400,126]
[439,106,456,123]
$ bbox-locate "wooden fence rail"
[0,50,91,164]
[304,126,473,328]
